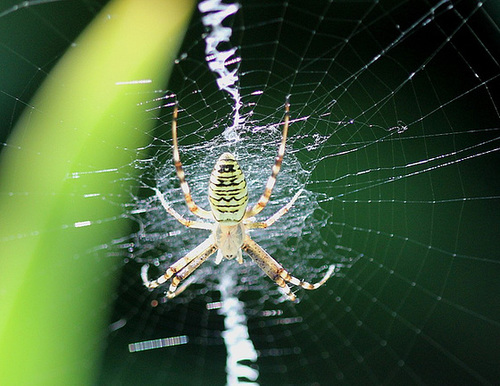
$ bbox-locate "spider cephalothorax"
[142,99,334,301]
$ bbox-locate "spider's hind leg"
[170,104,213,220]
[245,98,290,219]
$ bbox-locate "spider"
[142,99,335,301]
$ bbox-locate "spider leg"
[142,236,217,290]
[171,104,213,220]
[245,188,302,229]
[154,188,212,230]
[166,247,215,298]
[245,98,290,219]
[242,236,335,301]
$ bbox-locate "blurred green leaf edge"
[0,0,195,384]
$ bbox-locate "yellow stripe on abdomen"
[208,152,248,223]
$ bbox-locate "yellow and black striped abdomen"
[208,152,248,223]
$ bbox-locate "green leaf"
[0,0,194,384]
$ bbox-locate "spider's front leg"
[242,236,335,301]
[142,236,217,298]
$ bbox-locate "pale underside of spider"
[142,99,335,302]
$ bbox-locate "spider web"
[1,0,500,385]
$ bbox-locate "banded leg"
[245,98,290,219]
[246,189,302,229]
[166,246,216,298]
[171,104,213,220]
[242,236,335,301]
[154,188,212,230]
[142,236,217,289]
